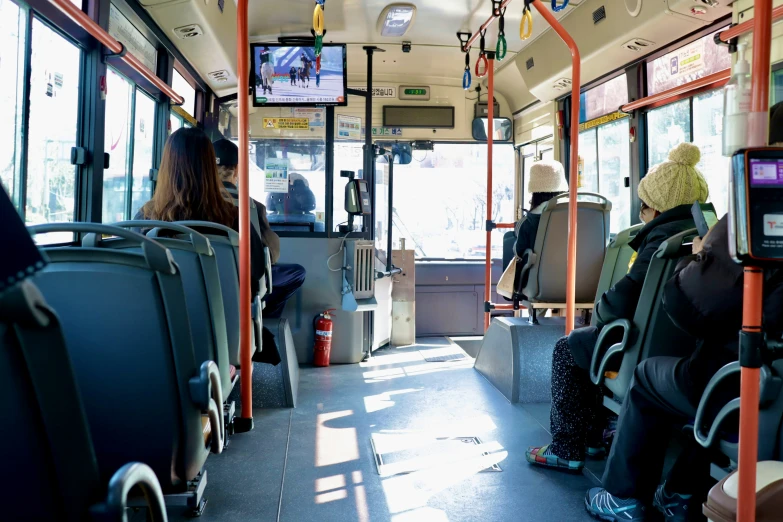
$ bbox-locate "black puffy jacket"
[593,204,696,327]
[663,216,783,399]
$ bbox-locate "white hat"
[528,160,567,194]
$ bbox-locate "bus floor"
[164,338,598,522]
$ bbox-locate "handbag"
[497,255,518,300]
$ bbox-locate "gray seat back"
[522,193,611,303]
[591,224,643,326]
[224,185,262,239]
[28,223,210,490]
[111,221,233,399]
[176,221,244,367]
[601,228,699,403]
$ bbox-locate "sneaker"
[653,483,691,522]
[586,445,607,459]
[525,444,584,471]
[584,488,645,521]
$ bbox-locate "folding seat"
[1,278,168,521]
[515,193,611,320]
[590,228,699,413]
[28,223,223,513]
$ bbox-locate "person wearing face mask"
[525,142,709,474]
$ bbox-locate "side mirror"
[472,117,513,142]
[376,142,413,165]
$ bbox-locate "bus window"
[598,118,631,231]
[392,142,514,259]
[0,0,26,206]
[578,130,599,192]
[25,18,81,243]
[170,112,183,133]
[333,141,364,232]
[131,92,156,218]
[102,68,133,223]
[647,99,691,169]
[253,138,326,232]
[693,89,729,217]
[172,69,196,118]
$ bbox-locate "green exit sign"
[399,86,430,101]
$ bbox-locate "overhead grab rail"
[621,68,731,112]
[461,0,515,52]
[718,5,783,43]
[48,0,185,105]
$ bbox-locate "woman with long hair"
[136,127,265,296]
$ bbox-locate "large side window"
[392,143,515,259]
[26,18,81,237]
[693,89,729,217]
[172,69,196,118]
[647,99,691,168]
[102,68,133,222]
[0,0,26,205]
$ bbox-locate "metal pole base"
[234,416,253,433]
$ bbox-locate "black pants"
[549,336,607,461]
[602,356,711,503]
[265,263,306,319]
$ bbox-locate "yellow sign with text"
[262,118,309,130]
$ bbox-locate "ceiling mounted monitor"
[378,4,417,37]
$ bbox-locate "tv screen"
[251,43,347,107]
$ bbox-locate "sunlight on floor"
[315,410,359,467]
[363,388,423,413]
[363,359,474,383]
[360,351,425,368]
[391,506,450,522]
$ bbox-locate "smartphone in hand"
[691,201,718,237]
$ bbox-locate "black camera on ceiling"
[402,42,412,53]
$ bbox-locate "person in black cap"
[213,138,306,319]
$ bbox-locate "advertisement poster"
[337,114,362,140]
[293,107,325,128]
[647,29,731,94]
[264,158,290,193]
[262,118,309,130]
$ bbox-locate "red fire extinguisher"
[313,309,336,367]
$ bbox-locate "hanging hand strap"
[552,0,569,12]
[521,1,533,40]
[475,30,489,78]
[496,7,507,61]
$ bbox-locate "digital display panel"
[750,158,783,187]
[251,44,347,107]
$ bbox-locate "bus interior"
[3,0,783,520]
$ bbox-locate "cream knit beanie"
[528,160,568,194]
[637,143,709,213]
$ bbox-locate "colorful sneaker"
[584,488,645,521]
[525,444,584,471]
[653,483,691,522]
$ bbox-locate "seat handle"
[113,221,213,256]
[546,192,611,210]
[694,362,772,448]
[589,319,632,385]
[189,361,224,454]
[89,462,168,522]
[28,223,176,275]
[174,221,240,247]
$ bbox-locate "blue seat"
[1,278,168,521]
[28,223,223,496]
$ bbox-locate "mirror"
[472,117,513,142]
[376,142,413,165]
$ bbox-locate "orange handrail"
[532,0,580,335]
[737,0,772,516]
[719,5,783,42]
[484,55,496,332]
[462,0,515,52]
[237,0,254,426]
[496,222,516,229]
[621,69,730,113]
[49,0,184,105]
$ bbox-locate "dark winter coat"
[510,210,542,295]
[663,215,783,402]
[569,204,697,369]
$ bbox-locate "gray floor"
[171,338,600,522]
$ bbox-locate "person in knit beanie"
[637,142,709,223]
[526,143,707,488]
[509,160,568,286]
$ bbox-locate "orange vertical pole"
[737,0,772,512]
[532,0,580,334]
[236,0,253,429]
[484,56,495,333]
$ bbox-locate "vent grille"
[173,24,203,39]
[208,70,230,83]
[592,6,606,24]
[526,57,534,70]
[352,242,375,299]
